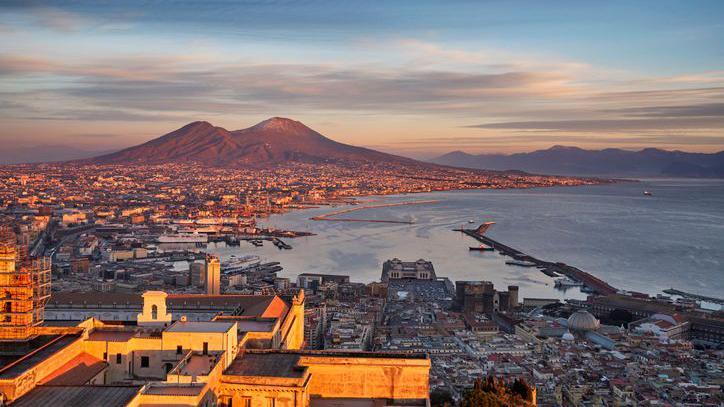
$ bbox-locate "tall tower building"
[0,227,51,341]
[205,255,221,295]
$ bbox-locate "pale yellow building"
[0,289,429,406]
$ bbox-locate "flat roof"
[225,352,306,378]
[166,321,235,333]
[12,385,141,407]
[142,384,205,396]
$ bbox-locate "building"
[0,288,430,406]
[205,255,221,295]
[190,261,205,288]
[382,258,436,281]
[297,273,350,290]
[0,227,51,342]
[456,281,519,315]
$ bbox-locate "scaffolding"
[0,226,51,341]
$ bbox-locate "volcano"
[87,117,420,167]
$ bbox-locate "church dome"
[567,310,600,331]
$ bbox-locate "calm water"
[209,179,724,302]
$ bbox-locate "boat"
[157,233,208,243]
[468,220,475,223]
[469,244,493,251]
[505,259,537,267]
[221,254,260,269]
[554,278,583,288]
[643,191,653,196]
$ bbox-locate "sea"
[207,179,724,303]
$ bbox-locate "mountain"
[87,117,419,167]
[431,146,724,178]
[0,145,111,165]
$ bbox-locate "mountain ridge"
[431,146,724,177]
[84,117,421,168]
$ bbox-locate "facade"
[205,255,221,295]
[382,258,436,281]
[456,281,519,315]
[0,227,51,342]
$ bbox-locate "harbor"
[310,200,439,224]
[456,223,618,296]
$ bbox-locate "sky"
[0,0,723,160]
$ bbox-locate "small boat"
[554,278,583,288]
[468,220,475,223]
[469,244,493,251]
[643,191,652,196]
[505,259,537,267]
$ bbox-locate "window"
[103,352,107,360]
[202,342,208,355]
[140,356,149,368]
[151,304,158,320]
[116,353,122,364]
[266,398,275,407]
[241,398,251,407]
[176,345,183,355]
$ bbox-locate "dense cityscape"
[1,1,723,406]
[0,160,721,406]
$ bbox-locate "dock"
[663,288,724,305]
[310,200,439,224]
[456,227,618,295]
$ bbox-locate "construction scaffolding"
[0,226,51,341]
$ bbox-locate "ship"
[554,278,583,288]
[157,233,208,243]
[221,254,260,270]
[469,244,493,251]
[505,259,537,267]
[643,191,653,196]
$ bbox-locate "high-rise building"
[190,261,205,287]
[0,227,51,341]
[205,255,221,295]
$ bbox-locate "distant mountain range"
[431,146,724,178]
[85,117,422,167]
[0,145,111,165]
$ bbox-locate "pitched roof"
[39,352,107,386]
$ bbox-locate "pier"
[310,200,439,224]
[456,227,618,295]
[663,288,724,305]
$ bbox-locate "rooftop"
[166,320,235,333]
[12,385,141,407]
[225,352,306,378]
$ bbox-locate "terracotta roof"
[39,352,107,386]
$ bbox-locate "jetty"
[310,200,439,224]
[663,288,724,305]
[456,224,618,295]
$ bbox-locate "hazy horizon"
[1,1,723,160]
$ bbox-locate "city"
[1,1,723,406]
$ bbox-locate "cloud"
[32,7,89,32]
[607,102,724,118]
[467,117,724,132]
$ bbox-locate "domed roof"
[567,310,600,331]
